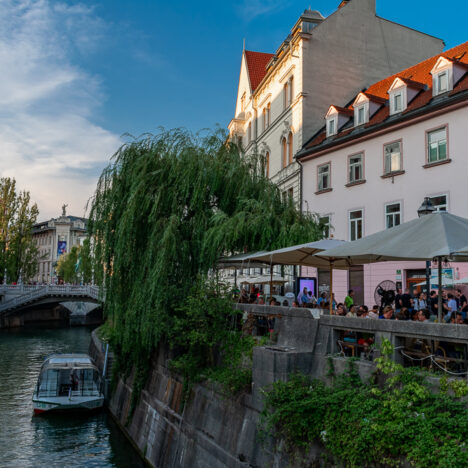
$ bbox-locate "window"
[283,82,288,109]
[288,187,294,199]
[318,164,330,191]
[357,106,365,125]
[247,122,252,144]
[437,71,448,94]
[327,118,336,137]
[349,210,363,241]
[281,137,287,168]
[319,215,331,238]
[348,153,363,183]
[384,141,402,174]
[427,127,447,163]
[288,132,293,165]
[289,76,294,105]
[267,103,271,127]
[262,108,267,132]
[394,92,402,112]
[385,203,401,229]
[429,195,447,212]
[265,151,269,178]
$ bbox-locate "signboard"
[57,241,67,257]
[429,268,454,288]
[296,277,317,298]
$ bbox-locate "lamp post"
[417,197,435,312]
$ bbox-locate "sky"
[0,0,466,220]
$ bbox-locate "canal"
[0,325,145,468]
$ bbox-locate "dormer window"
[325,105,353,137]
[437,71,448,94]
[394,92,402,112]
[388,77,425,115]
[356,105,366,126]
[429,56,468,97]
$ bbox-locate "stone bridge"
[0,284,102,317]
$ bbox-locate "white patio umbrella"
[315,211,468,321]
[244,239,348,314]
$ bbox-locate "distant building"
[229,0,444,205]
[32,209,87,283]
[298,41,468,305]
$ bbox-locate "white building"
[32,210,87,283]
[298,41,468,305]
[229,0,444,205]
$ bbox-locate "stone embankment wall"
[90,305,468,468]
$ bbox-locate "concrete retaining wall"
[90,305,468,467]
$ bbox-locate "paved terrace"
[234,303,468,404]
[0,284,102,315]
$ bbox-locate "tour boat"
[33,353,104,414]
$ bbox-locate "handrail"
[0,284,102,313]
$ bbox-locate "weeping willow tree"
[89,128,323,396]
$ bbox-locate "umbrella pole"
[269,260,273,300]
[329,261,334,315]
[438,257,443,323]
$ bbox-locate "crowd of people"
[238,284,468,324]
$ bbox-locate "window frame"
[283,82,289,109]
[326,117,337,137]
[355,104,368,126]
[319,215,332,239]
[383,139,403,175]
[265,151,270,178]
[348,209,363,241]
[348,152,364,184]
[428,193,448,212]
[317,162,331,192]
[436,70,449,94]
[425,125,449,165]
[281,137,288,168]
[288,132,293,165]
[385,202,402,229]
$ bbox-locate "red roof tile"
[244,50,274,92]
[304,41,468,151]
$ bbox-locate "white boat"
[33,353,104,414]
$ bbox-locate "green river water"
[0,325,145,468]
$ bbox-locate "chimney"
[338,0,350,8]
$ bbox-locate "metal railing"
[0,284,102,313]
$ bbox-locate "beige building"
[32,208,87,283]
[229,0,444,206]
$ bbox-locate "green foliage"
[261,339,468,467]
[56,239,93,283]
[88,128,322,405]
[57,245,80,283]
[0,177,40,282]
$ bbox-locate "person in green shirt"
[344,289,354,309]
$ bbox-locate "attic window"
[437,71,448,94]
[327,117,336,137]
[389,87,406,115]
[355,105,367,126]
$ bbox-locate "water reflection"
[0,326,145,468]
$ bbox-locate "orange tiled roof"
[303,41,468,151]
[244,50,274,92]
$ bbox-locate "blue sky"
[0,0,466,218]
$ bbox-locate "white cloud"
[236,0,291,21]
[0,0,121,219]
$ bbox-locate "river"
[0,325,145,468]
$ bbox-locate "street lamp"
[417,197,435,303]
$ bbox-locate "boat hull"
[33,395,104,414]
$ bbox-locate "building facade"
[32,210,87,283]
[229,0,444,205]
[298,42,468,305]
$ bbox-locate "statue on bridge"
[62,204,68,217]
